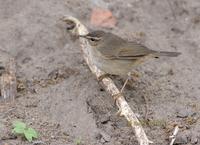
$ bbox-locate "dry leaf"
[90,7,116,28]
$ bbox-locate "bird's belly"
[103,61,132,75]
[94,57,136,76]
[90,48,138,76]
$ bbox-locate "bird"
[80,30,181,92]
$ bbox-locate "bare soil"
[0,0,200,145]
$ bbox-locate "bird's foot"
[112,93,122,106]
[97,73,110,82]
[126,71,141,86]
[130,71,141,79]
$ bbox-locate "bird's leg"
[120,77,129,93]
[120,72,132,93]
[120,71,141,93]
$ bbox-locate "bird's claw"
[97,73,110,82]
[130,71,141,78]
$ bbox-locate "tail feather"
[154,51,181,57]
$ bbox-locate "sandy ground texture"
[0,0,200,145]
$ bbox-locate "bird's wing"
[101,42,155,60]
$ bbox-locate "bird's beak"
[78,35,86,37]
[78,35,88,38]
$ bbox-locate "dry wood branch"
[0,58,17,102]
[169,125,179,145]
[62,16,153,145]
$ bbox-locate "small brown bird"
[80,30,181,91]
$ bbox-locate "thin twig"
[32,140,47,145]
[169,125,179,145]
[143,95,149,120]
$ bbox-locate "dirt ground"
[0,0,200,145]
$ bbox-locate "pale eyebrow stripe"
[86,36,101,40]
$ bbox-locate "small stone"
[100,131,111,142]
[95,133,101,140]
[174,132,190,144]
[175,136,188,144]
[51,135,55,139]
[191,136,198,144]
[100,137,106,143]
[176,108,194,118]
[100,115,110,124]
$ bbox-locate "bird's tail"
[153,51,181,57]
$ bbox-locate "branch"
[62,16,153,145]
[169,125,179,145]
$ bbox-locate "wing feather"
[100,42,155,60]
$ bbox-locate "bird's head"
[79,30,106,47]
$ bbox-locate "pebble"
[191,136,198,144]
[100,131,111,142]
[100,115,110,124]
[174,132,191,144]
[176,108,195,118]
[175,136,188,144]
[100,137,106,143]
